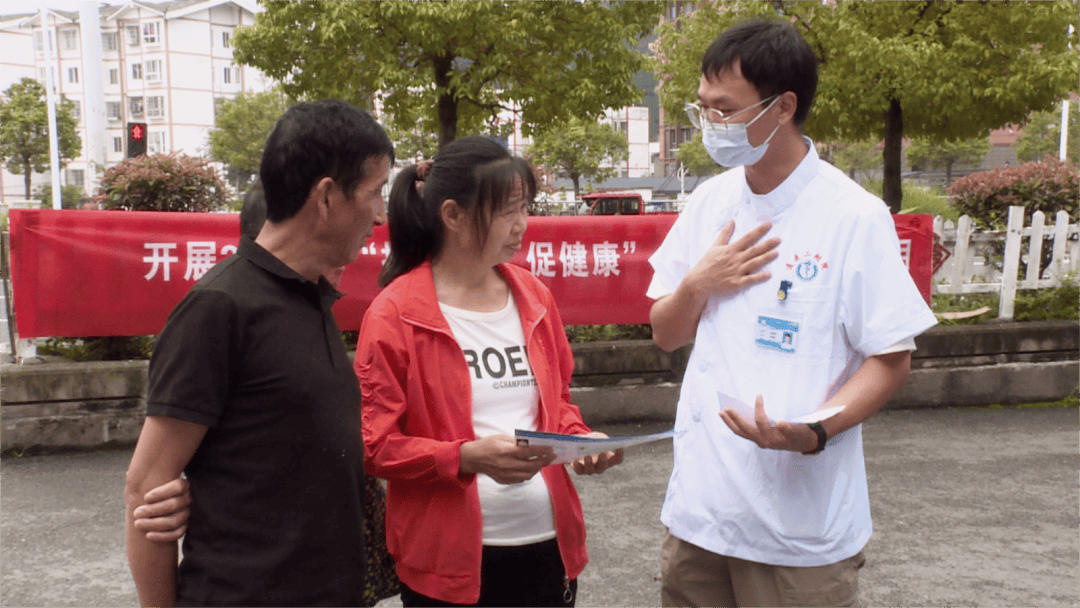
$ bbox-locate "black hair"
[701,18,818,126]
[259,99,394,223]
[378,136,536,288]
[239,178,266,239]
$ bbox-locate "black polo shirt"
[147,237,366,607]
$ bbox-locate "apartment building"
[0,0,270,201]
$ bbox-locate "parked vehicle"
[580,191,678,216]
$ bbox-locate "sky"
[0,1,121,17]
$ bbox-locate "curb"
[2,321,1077,453]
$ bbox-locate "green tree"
[206,89,291,189]
[906,135,991,187]
[383,121,439,163]
[527,118,628,199]
[94,153,229,212]
[652,1,1078,212]
[232,1,663,149]
[675,132,724,178]
[1016,102,1080,165]
[34,183,85,210]
[0,77,81,200]
[824,140,881,182]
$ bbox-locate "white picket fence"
[933,206,1078,320]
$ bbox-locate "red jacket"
[356,261,592,604]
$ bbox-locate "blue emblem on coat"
[796,259,818,281]
[787,253,828,282]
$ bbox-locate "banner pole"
[1,232,19,361]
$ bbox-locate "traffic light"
[127,122,147,158]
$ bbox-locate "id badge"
[755,313,799,354]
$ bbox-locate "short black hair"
[259,99,394,223]
[701,18,818,126]
[239,178,266,239]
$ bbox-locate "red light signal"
[127,122,147,157]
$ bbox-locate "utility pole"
[41,7,61,210]
[80,0,106,198]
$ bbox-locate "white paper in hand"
[514,429,675,465]
[717,392,843,425]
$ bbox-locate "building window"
[126,25,140,46]
[102,32,118,51]
[128,96,144,118]
[68,67,79,84]
[222,66,232,84]
[142,21,161,45]
[233,66,240,84]
[69,168,85,187]
[106,101,122,121]
[34,31,44,51]
[109,68,119,84]
[147,96,164,119]
[222,31,230,48]
[70,100,81,121]
[148,131,165,154]
[113,136,123,153]
[132,63,142,80]
[38,67,46,82]
[60,29,78,51]
[146,59,162,83]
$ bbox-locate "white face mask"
[700,96,781,168]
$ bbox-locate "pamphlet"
[717,391,844,425]
[515,428,675,465]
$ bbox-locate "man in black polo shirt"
[124,99,393,607]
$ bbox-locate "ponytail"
[378,136,535,288]
[378,164,442,287]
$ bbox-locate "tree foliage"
[206,89,291,188]
[232,1,663,148]
[94,153,229,212]
[819,140,880,182]
[675,132,724,178]
[906,135,991,187]
[652,1,1079,212]
[527,117,628,199]
[0,77,82,200]
[383,120,440,163]
[1016,102,1079,165]
[34,183,85,210]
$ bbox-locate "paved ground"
[1,406,1077,607]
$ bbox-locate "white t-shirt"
[648,140,937,567]
[439,294,557,546]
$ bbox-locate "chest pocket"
[763,282,839,365]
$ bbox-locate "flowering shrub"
[948,159,1078,230]
[94,152,229,212]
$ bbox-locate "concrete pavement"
[2,405,1077,607]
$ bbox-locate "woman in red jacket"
[357,136,622,607]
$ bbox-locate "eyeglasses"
[684,94,779,130]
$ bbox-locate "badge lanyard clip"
[777,280,792,301]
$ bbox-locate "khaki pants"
[660,533,865,608]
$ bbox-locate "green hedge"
[948,159,1078,230]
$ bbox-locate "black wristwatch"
[802,421,828,455]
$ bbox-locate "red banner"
[892,213,934,305]
[8,210,931,338]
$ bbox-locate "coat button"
[697,361,708,372]
[692,412,701,423]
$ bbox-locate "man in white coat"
[648,18,937,607]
